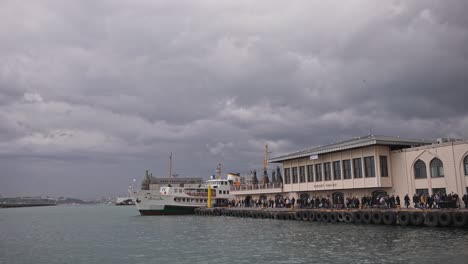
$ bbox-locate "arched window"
[414,160,427,179]
[464,156,468,176]
[430,158,444,178]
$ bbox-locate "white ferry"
[131,172,239,216]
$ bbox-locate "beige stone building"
[230,135,468,205]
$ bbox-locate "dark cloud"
[1,0,467,198]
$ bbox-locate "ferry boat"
[0,196,57,208]
[131,176,237,215]
[130,158,239,215]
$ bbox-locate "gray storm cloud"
[1,0,467,198]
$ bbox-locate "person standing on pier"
[413,193,419,208]
[404,194,410,209]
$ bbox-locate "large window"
[416,188,429,195]
[343,159,352,179]
[432,188,446,195]
[324,162,331,181]
[464,156,468,175]
[430,158,444,178]
[284,168,291,184]
[380,156,388,177]
[299,166,306,183]
[353,158,362,178]
[414,159,427,179]
[333,161,341,180]
[307,165,314,182]
[292,167,298,183]
[315,164,323,181]
[364,156,375,177]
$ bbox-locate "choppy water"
[1,206,467,264]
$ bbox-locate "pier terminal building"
[230,135,468,205]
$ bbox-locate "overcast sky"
[1,1,467,199]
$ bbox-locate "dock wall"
[195,208,468,228]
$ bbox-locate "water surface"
[1,206,467,264]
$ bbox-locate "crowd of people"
[227,192,468,209]
[405,192,462,209]
[227,197,297,208]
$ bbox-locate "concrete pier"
[195,207,468,228]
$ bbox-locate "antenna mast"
[216,163,222,179]
[169,152,172,184]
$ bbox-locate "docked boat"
[131,174,238,215]
[130,159,239,215]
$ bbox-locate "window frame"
[342,159,352,179]
[324,162,331,181]
[432,188,446,195]
[414,159,427,179]
[379,156,388,177]
[364,156,375,178]
[415,188,429,195]
[299,166,306,183]
[464,156,468,176]
[333,161,341,180]
[353,158,363,178]
[307,165,314,182]
[430,158,444,178]
[292,167,298,183]
[284,168,291,184]
[315,163,323,181]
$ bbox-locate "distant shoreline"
[0,203,57,208]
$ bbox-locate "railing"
[230,183,283,191]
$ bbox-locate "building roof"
[268,135,434,163]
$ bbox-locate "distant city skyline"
[1,1,467,198]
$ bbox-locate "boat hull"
[138,205,196,215]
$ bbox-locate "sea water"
[1,205,467,264]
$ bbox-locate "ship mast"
[169,152,172,185]
[216,163,222,179]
